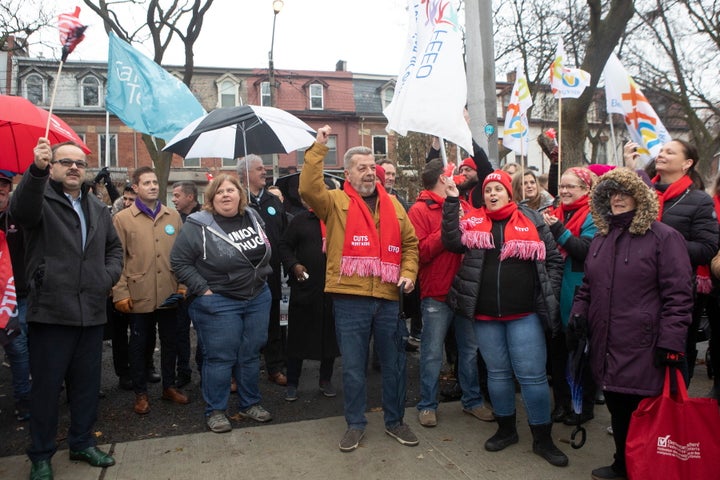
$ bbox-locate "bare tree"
[625,0,720,180]
[0,1,53,53]
[83,0,215,199]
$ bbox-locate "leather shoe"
[162,387,190,404]
[30,460,53,480]
[134,393,150,414]
[69,446,115,467]
[146,368,161,383]
[268,371,287,386]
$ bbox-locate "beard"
[351,177,376,196]
[458,177,478,194]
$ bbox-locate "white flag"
[503,66,533,155]
[384,0,472,154]
[603,53,670,161]
[550,39,591,99]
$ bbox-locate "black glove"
[566,314,588,351]
[654,348,685,367]
[93,167,110,185]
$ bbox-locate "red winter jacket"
[408,190,467,301]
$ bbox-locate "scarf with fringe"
[459,202,545,261]
[341,181,401,283]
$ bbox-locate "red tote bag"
[626,367,720,479]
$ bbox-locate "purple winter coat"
[571,168,693,397]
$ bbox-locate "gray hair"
[172,181,198,199]
[236,154,263,179]
[343,146,373,170]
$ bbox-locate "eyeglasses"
[52,158,88,169]
[558,184,584,190]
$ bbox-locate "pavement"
[0,370,714,480]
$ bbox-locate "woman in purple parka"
[568,167,693,480]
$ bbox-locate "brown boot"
[162,387,189,405]
[134,393,150,414]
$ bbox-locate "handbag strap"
[662,366,689,402]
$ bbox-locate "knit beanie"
[482,169,514,199]
[459,157,477,171]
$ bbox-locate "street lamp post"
[268,0,283,181]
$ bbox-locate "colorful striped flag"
[503,66,533,155]
[58,7,87,62]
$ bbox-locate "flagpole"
[439,137,448,168]
[557,97,562,192]
[44,61,65,138]
[608,114,619,166]
[105,110,110,168]
[520,128,526,201]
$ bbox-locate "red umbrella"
[0,95,90,173]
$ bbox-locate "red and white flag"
[58,6,88,62]
[549,39,591,99]
[503,65,533,155]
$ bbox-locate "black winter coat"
[441,197,564,336]
[249,189,288,299]
[10,165,123,327]
[279,210,339,360]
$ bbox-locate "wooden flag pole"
[44,61,65,138]
[557,97,563,192]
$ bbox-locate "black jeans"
[286,357,335,387]
[604,390,646,474]
[27,323,104,461]
[128,309,178,392]
[110,302,155,378]
[175,299,192,377]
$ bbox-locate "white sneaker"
[239,404,272,423]
[418,409,437,427]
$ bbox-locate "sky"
[30,0,410,76]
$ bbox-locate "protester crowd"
[2,130,719,480]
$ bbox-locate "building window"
[381,87,394,110]
[219,80,238,107]
[81,76,101,107]
[260,81,271,106]
[98,134,117,167]
[184,157,200,168]
[297,135,336,165]
[25,74,45,105]
[222,157,236,168]
[372,136,387,157]
[309,83,323,110]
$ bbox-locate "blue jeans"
[189,286,271,416]
[4,298,30,403]
[417,298,483,411]
[473,313,551,425]
[333,295,408,430]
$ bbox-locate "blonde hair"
[202,175,248,215]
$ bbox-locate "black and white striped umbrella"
[163,105,316,159]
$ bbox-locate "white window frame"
[309,83,324,110]
[260,81,271,107]
[381,86,394,110]
[98,133,117,167]
[218,80,239,107]
[81,76,102,107]
[24,73,46,105]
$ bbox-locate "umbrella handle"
[570,425,586,449]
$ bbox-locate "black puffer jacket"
[441,197,564,336]
[653,185,717,269]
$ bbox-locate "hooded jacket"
[571,167,693,396]
[170,209,272,301]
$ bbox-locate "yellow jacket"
[299,142,418,301]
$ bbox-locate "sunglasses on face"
[51,158,88,169]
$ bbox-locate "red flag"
[0,231,19,346]
[58,6,87,62]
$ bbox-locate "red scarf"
[341,182,402,283]
[551,196,591,258]
[652,174,693,220]
[653,175,712,293]
[459,202,545,261]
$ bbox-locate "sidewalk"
[1,359,712,479]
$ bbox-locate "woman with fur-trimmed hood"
[569,167,693,480]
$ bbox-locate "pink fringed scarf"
[460,202,545,261]
[341,182,401,283]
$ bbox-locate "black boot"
[530,423,568,467]
[484,414,519,451]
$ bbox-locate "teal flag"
[106,32,205,141]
